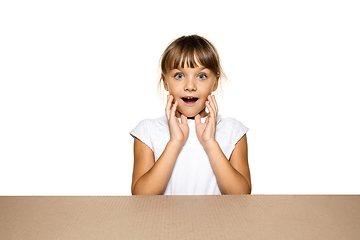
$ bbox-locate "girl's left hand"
[195,95,218,145]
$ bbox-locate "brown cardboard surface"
[1,195,359,239]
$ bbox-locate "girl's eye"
[174,73,184,80]
[198,74,207,80]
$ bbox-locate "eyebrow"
[173,66,207,71]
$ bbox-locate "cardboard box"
[1,195,359,239]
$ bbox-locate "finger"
[208,95,216,111]
[165,95,172,119]
[212,95,219,115]
[206,96,214,114]
[171,100,178,118]
[195,114,201,126]
[166,94,174,119]
[206,100,216,121]
[181,114,188,125]
[208,95,217,117]
[205,100,213,117]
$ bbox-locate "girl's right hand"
[165,95,189,146]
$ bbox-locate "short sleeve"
[232,119,249,146]
[130,119,154,151]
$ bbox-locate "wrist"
[201,139,218,151]
[168,139,185,150]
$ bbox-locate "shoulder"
[216,115,249,144]
[130,115,167,133]
[217,115,248,132]
[130,116,169,151]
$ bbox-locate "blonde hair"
[157,35,227,101]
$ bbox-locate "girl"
[130,35,251,195]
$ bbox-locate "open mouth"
[181,96,199,106]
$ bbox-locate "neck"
[175,108,208,118]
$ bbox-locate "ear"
[212,76,219,92]
[162,75,169,91]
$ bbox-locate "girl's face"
[163,63,219,118]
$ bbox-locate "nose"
[184,77,197,92]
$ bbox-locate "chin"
[186,114,196,119]
[181,113,196,118]
[179,108,205,118]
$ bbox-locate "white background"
[1,0,359,195]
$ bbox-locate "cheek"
[167,88,175,95]
[199,86,213,96]
[167,84,181,95]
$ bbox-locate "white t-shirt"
[130,115,248,195]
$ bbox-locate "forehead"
[161,42,219,76]
[168,52,205,71]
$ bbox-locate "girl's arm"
[195,95,251,194]
[202,135,251,194]
[131,95,189,195]
[131,138,183,195]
